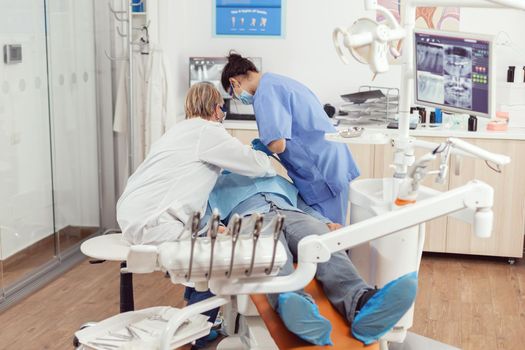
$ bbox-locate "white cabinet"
[446,139,525,258]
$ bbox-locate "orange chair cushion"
[251,279,379,350]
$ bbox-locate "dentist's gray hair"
[185,82,224,120]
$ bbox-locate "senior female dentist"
[221,53,359,225]
[117,82,276,245]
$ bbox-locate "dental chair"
[76,136,508,350]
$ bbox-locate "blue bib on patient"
[208,174,298,219]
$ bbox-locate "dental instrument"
[265,214,285,275]
[226,214,242,278]
[185,211,201,282]
[245,214,263,277]
[206,210,221,280]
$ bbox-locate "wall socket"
[3,44,22,64]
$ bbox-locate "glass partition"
[0,0,100,299]
[0,0,57,291]
[46,0,100,256]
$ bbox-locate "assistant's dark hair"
[220,51,259,91]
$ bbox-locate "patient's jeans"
[184,287,219,348]
[263,209,371,324]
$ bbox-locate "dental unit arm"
[395,137,511,205]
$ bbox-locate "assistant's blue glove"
[251,138,273,156]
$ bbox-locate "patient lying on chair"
[188,172,417,347]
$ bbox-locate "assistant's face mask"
[218,105,227,123]
[230,82,254,105]
[237,90,254,105]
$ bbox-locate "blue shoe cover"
[352,271,418,345]
[205,329,219,342]
[277,292,333,346]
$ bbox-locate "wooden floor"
[2,227,97,288]
[0,253,523,350]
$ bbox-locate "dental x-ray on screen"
[415,30,492,117]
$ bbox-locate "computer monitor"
[189,57,262,99]
[414,30,494,118]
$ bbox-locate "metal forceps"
[225,214,242,278]
[245,214,263,277]
[206,210,221,280]
[265,213,285,275]
[185,211,201,281]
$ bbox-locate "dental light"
[333,1,405,74]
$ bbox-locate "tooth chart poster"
[215,0,283,37]
[377,0,460,31]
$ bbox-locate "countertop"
[223,120,525,141]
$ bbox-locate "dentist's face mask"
[229,81,254,105]
[214,104,227,123]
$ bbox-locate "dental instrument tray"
[340,89,385,104]
[337,86,400,125]
[75,306,212,350]
[339,127,364,138]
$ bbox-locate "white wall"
[460,8,525,83]
[156,0,525,118]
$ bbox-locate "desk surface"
[223,120,525,141]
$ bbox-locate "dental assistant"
[116,82,276,245]
[221,53,359,224]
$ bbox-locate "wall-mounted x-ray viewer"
[189,57,262,120]
[414,30,495,118]
[4,44,22,64]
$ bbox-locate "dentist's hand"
[251,138,273,156]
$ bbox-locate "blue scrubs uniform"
[253,73,360,224]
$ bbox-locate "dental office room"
[1,0,525,349]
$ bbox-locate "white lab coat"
[116,118,276,245]
[113,45,176,168]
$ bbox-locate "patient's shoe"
[351,271,418,345]
[277,292,333,346]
